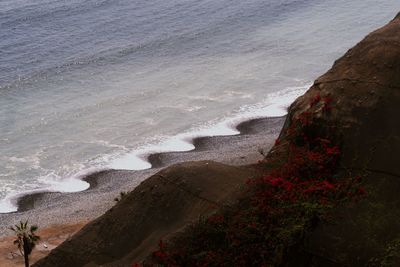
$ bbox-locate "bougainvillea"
[137,94,365,267]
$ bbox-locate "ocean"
[0,0,398,213]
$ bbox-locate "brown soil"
[33,161,260,267]
[0,221,87,267]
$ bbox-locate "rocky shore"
[5,12,400,267]
[0,117,284,265]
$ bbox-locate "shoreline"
[26,13,400,266]
[0,116,285,237]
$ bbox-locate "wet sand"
[0,116,285,240]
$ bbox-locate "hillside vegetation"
[34,13,400,267]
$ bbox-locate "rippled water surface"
[0,0,398,212]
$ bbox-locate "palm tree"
[10,220,40,267]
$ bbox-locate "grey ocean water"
[0,0,398,212]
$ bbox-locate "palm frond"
[9,220,41,258]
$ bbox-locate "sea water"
[0,0,398,212]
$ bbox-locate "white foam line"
[0,84,309,213]
[110,84,309,171]
[0,168,103,214]
[0,196,18,213]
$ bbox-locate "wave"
[108,84,307,170]
[0,168,97,213]
[0,83,309,213]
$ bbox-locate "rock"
[279,12,400,267]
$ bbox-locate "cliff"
[283,12,400,266]
[33,161,261,267]
[34,13,400,267]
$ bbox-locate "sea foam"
[109,84,308,171]
[0,84,308,213]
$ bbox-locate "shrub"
[141,94,365,266]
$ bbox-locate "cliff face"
[283,13,400,174]
[35,14,400,267]
[281,13,400,266]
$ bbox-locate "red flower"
[310,93,321,107]
[267,177,284,186]
[326,146,340,156]
[282,181,294,191]
[358,187,366,195]
[322,180,335,191]
[275,138,281,146]
[322,96,334,113]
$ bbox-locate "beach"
[25,12,400,265]
[0,116,285,243]
[1,0,397,215]
[1,1,399,265]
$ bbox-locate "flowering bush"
[139,94,365,267]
